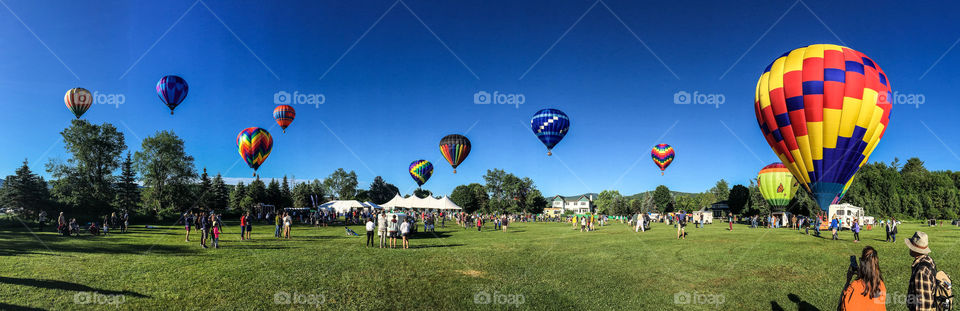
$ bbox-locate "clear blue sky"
[1,0,958,197]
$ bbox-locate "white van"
[829,203,865,230]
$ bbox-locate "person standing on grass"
[400,218,411,249]
[728,213,734,231]
[889,218,898,243]
[240,213,247,241]
[378,213,387,248]
[884,219,891,242]
[502,215,509,232]
[102,215,110,236]
[388,215,399,248]
[365,218,375,247]
[852,219,861,243]
[677,211,686,240]
[211,217,221,249]
[837,246,886,310]
[244,212,253,241]
[831,216,840,240]
[184,211,193,242]
[38,210,47,231]
[274,212,282,238]
[476,215,483,232]
[283,212,293,239]
[199,212,209,248]
[580,215,586,232]
[904,231,938,311]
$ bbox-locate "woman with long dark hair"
[838,246,886,310]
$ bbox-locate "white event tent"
[319,200,365,213]
[380,194,462,211]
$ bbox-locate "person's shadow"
[770,293,821,311]
[0,276,149,298]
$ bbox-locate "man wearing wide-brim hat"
[905,231,937,311]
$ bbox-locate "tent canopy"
[322,200,365,213]
[380,194,462,210]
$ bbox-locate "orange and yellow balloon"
[237,127,273,176]
[757,163,799,210]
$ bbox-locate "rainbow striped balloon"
[237,127,273,176]
[273,105,296,133]
[64,87,93,119]
[408,159,433,187]
[439,134,470,173]
[755,44,892,210]
[757,163,799,210]
[651,144,674,175]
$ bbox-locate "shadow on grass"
[408,243,465,249]
[0,234,199,257]
[770,293,821,311]
[0,303,45,311]
[0,276,150,298]
[410,231,452,239]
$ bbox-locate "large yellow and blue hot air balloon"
[408,160,433,188]
[237,127,273,176]
[754,44,892,211]
[757,163,799,210]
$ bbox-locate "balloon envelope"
[439,134,471,173]
[237,127,273,172]
[754,44,892,210]
[530,108,569,155]
[156,75,189,114]
[64,88,92,119]
[757,163,799,210]
[651,144,675,174]
[273,105,296,133]
[408,160,433,187]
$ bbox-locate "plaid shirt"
[908,255,937,311]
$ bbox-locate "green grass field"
[0,219,957,310]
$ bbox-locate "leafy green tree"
[1,159,51,217]
[367,176,399,204]
[710,179,730,202]
[114,152,140,212]
[323,168,358,199]
[653,185,673,212]
[210,173,229,210]
[47,120,126,215]
[596,190,625,215]
[134,130,196,217]
[450,183,488,214]
[414,188,432,199]
[728,184,750,215]
[230,181,246,210]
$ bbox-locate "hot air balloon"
[156,75,188,115]
[64,88,93,119]
[408,160,433,188]
[237,127,273,176]
[651,144,674,175]
[439,134,470,173]
[755,44,892,210]
[757,163,800,210]
[273,105,296,133]
[531,108,569,156]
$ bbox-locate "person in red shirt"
[240,213,247,241]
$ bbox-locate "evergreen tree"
[211,173,229,210]
[230,181,247,210]
[114,152,140,212]
[0,159,51,217]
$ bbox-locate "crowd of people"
[45,210,130,237]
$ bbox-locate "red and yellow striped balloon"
[64,88,93,119]
[237,127,273,176]
[273,105,296,133]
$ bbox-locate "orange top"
[841,279,886,311]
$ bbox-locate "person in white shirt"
[377,213,388,248]
[365,218,375,247]
[399,220,411,249]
